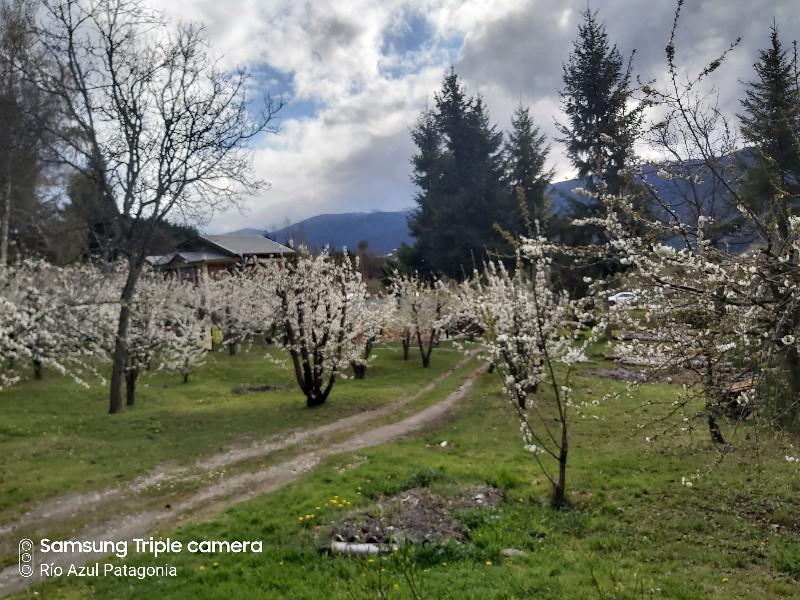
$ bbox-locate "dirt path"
[0,361,481,598]
[0,352,476,542]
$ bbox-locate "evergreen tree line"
[400,69,553,277]
[403,9,800,284]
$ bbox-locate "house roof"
[146,250,231,267]
[145,254,171,266]
[179,234,294,257]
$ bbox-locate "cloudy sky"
[152,0,800,233]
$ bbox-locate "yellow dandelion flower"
[485,560,492,566]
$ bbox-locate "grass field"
[11,345,800,599]
[0,342,464,519]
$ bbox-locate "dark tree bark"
[351,339,374,380]
[109,259,143,413]
[401,329,411,360]
[707,413,726,445]
[416,328,436,368]
[552,426,569,508]
[125,366,139,407]
[33,358,42,380]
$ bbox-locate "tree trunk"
[352,363,367,379]
[109,260,143,414]
[33,358,42,380]
[125,367,138,407]
[0,59,13,270]
[417,329,434,368]
[306,390,327,408]
[0,168,9,268]
[402,333,410,361]
[182,369,190,384]
[785,346,800,401]
[228,341,237,356]
[707,413,726,444]
[700,342,726,444]
[552,426,569,508]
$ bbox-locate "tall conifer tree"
[504,105,553,234]
[738,24,800,238]
[406,69,507,277]
[556,8,641,241]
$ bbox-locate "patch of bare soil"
[588,367,647,383]
[232,383,285,394]
[588,366,698,386]
[325,485,504,545]
[728,493,800,534]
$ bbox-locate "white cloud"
[147,0,800,232]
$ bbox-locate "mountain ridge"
[224,162,743,253]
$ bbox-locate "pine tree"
[738,23,800,238]
[406,69,507,277]
[557,9,641,198]
[551,8,643,295]
[504,105,553,235]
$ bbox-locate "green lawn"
[0,341,464,519]
[20,354,800,599]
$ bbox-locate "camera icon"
[18,539,34,578]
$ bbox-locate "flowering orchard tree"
[0,293,23,389]
[387,295,413,361]
[470,241,600,507]
[123,271,209,405]
[158,280,209,384]
[123,272,172,406]
[0,260,113,388]
[263,249,368,407]
[390,272,452,368]
[204,266,269,355]
[348,295,393,379]
[569,4,800,440]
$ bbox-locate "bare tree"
[34,0,280,413]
